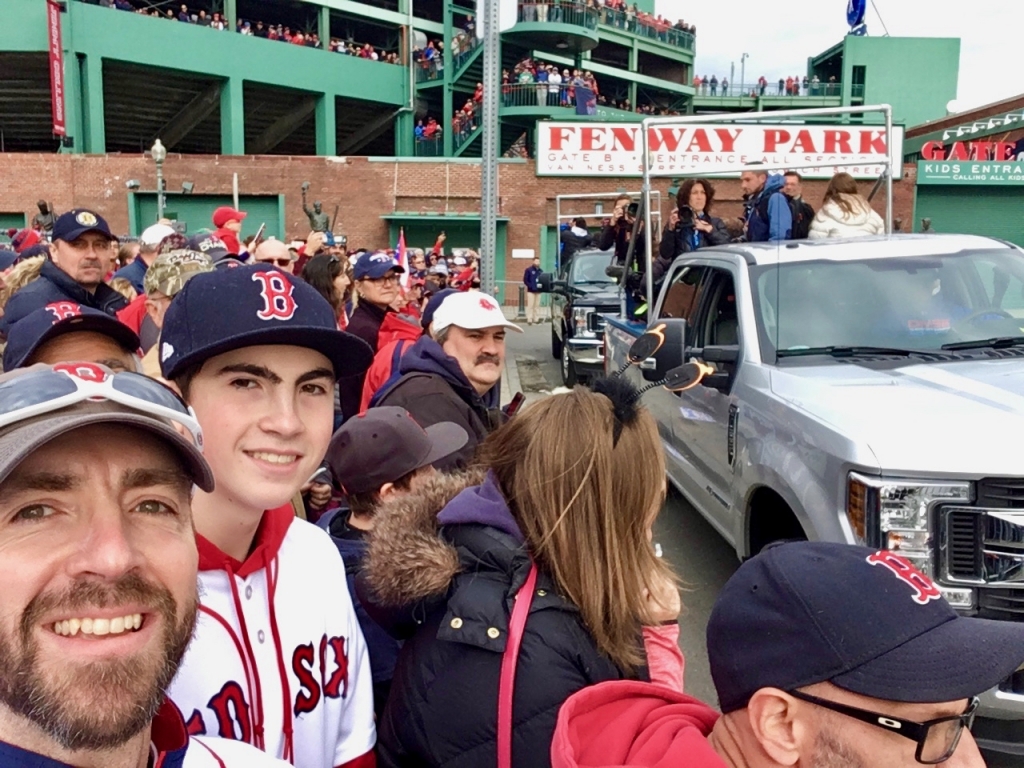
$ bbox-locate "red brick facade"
[0,153,917,288]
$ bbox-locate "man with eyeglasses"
[253,238,296,274]
[1,209,129,334]
[552,541,1023,768]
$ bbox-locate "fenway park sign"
[536,122,904,178]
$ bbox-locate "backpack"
[753,192,810,240]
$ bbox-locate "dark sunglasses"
[788,690,978,764]
[257,258,292,268]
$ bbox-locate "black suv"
[538,248,620,386]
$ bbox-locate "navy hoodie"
[374,336,503,470]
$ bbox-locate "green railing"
[502,81,581,109]
[851,83,865,98]
[693,81,842,98]
[516,2,599,31]
[413,135,444,156]
[598,7,694,51]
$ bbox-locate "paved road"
[507,322,739,705]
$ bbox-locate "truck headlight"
[572,308,594,338]
[846,473,971,575]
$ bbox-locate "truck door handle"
[639,358,657,370]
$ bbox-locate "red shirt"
[213,227,242,255]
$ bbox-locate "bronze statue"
[32,200,56,235]
[301,182,330,232]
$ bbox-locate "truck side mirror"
[663,361,714,392]
[537,272,553,293]
[641,319,687,382]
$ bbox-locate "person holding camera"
[597,194,647,272]
[657,179,729,280]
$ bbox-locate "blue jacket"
[523,264,543,293]
[746,174,792,243]
[0,259,129,333]
[113,254,148,294]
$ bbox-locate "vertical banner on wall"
[47,0,66,136]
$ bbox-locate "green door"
[0,213,27,242]
[915,188,1024,246]
[131,194,284,241]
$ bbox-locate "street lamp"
[151,138,167,220]
[740,52,749,93]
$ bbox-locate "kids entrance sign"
[917,160,1024,186]
[536,121,904,178]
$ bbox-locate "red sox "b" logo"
[252,272,297,321]
[866,550,943,605]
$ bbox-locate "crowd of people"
[692,73,842,98]
[0,187,1007,768]
[504,58,600,108]
[99,1,403,64]
[597,0,696,43]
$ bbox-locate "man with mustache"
[0,362,287,767]
[373,291,521,470]
[1,209,129,334]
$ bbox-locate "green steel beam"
[156,81,222,151]
[248,96,318,154]
[224,0,237,34]
[316,93,337,155]
[82,54,105,153]
[319,0,443,35]
[220,77,245,154]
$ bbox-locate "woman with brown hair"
[359,379,682,767]
[809,171,884,239]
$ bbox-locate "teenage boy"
[320,406,468,717]
[158,264,377,768]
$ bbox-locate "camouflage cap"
[144,248,215,297]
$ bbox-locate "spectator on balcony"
[811,74,820,95]
[802,75,809,94]
[758,75,767,95]
[211,11,225,29]
[548,67,562,107]
[473,82,484,104]
[536,64,549,107]
[710,75,718,96]
[721,77,729,95]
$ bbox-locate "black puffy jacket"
[655,215,730,281]
[358,472,639,768]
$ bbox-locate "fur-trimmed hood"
[362,468,486,607]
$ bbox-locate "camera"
[626,202,639,219]
[678,205,694,227]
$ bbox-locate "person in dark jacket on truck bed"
[372,291,521,470]
[358,381,682,768]
[655,178,730,284]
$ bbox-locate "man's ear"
[377,482,397,500]
[745,688,807,767]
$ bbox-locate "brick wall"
[0,153,917,289]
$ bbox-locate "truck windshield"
[750,248,1024,360]
[570,252,616,284]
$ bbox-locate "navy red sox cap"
[187,232,231,263]
[51,209,115,243]
[354,251,404,280]
[4,302,140,371]
[707,541,1024,712]
[158,263,373,381]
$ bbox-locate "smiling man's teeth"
[53,613,142,637]
[249,451,298,465]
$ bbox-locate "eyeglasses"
[361,274,401,285]
[787,690,978,764]
[0,365,204,450]
[257,258,293,268]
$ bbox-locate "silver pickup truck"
[604,233,1024,756]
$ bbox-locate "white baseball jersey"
[168,505,376,768]
[187,735,294,767]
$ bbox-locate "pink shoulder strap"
[497,562,539,768]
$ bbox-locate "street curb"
[501,348,523,404]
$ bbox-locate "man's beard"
[0,573,197,751]
[812,728,866,768]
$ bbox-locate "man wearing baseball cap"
[0,362,287,766]
[319,406,468,717]
[551,541,1023,767]
[373,290,521,470]
[3,301,141,372]
[1,208,128,333]
[113,221,176,294]
[158,264,378,767]
[138,247,215,377]
[211,206,246,256]
[187,231,234,264]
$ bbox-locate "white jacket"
[808,195,885,239]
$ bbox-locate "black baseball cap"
[52,209,116,243]
[326,406,468,495]
[188,232,231,262]
[158,263,372,381]
[4,302,141,371]
[708,541,1024,712]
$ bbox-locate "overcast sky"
[655,0,1023,113]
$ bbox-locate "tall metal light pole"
[151,138,167,220]
[478,0,500,296]
[740,53,749,93]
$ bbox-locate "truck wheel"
[747,488,806,556]
[551,328,562,359]
[561,342,578,387]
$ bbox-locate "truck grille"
[946,510,983,580]
[979,588,1024,621]
[588,308,618,334]
[978,477,1024,509]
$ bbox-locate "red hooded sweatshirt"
[551,681,727,768]
[359,311,423,413]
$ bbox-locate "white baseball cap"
[140,223,176,247]
[432,291,523,334]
